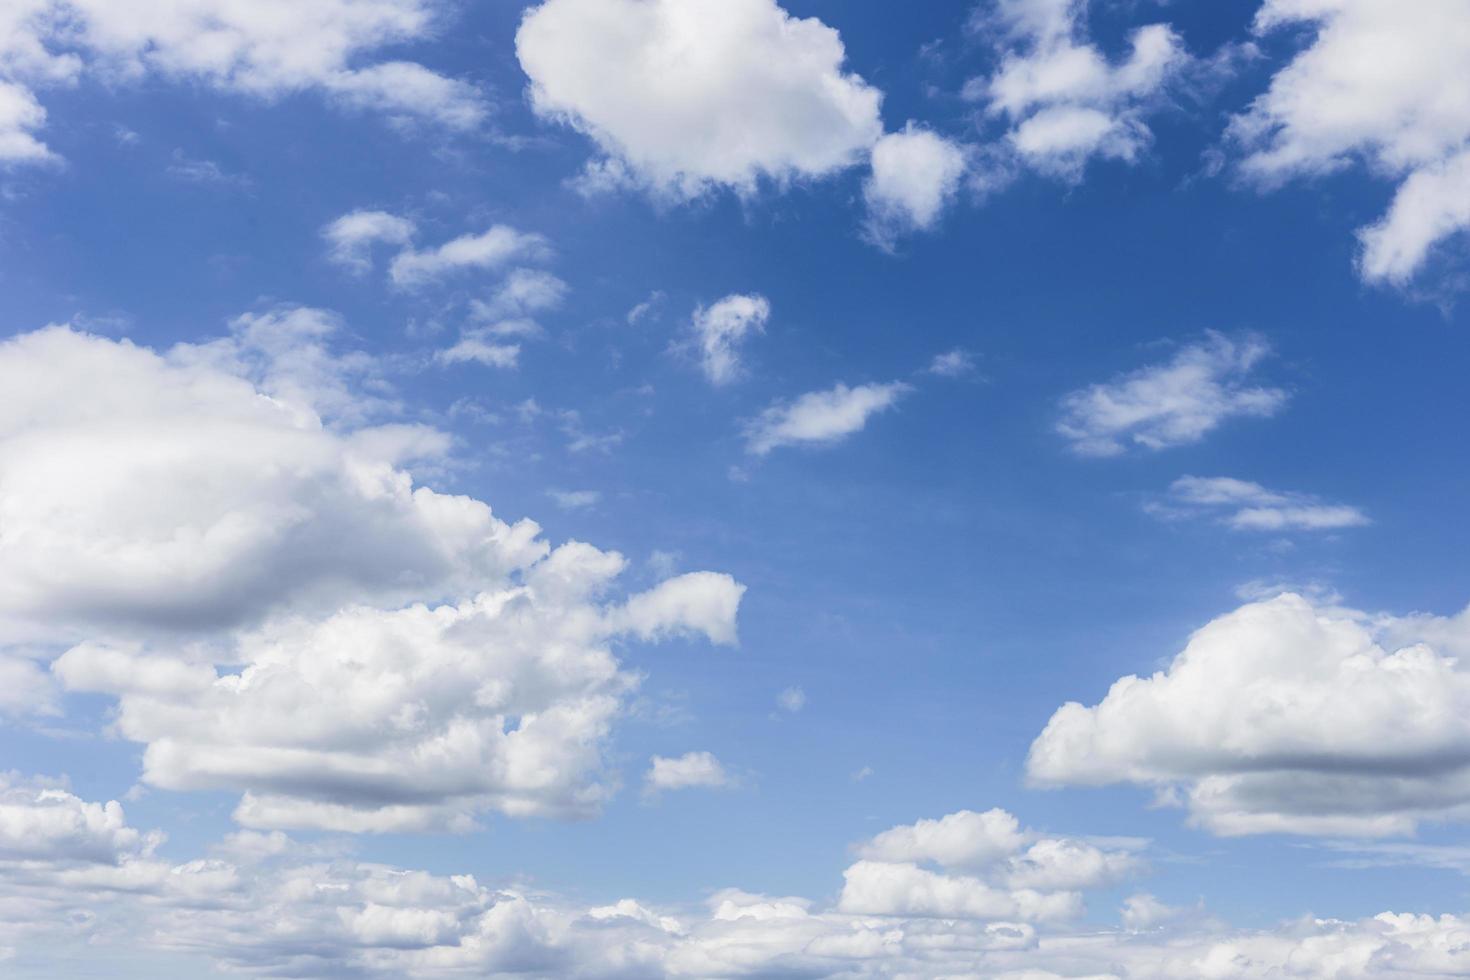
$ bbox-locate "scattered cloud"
[964,0,1190,180]
[322,209,417,274]
[684,293,770,386]
[548,489,601,510]
[745,380,910,456]
[644,751,731,796]
[1153,476,1370,532]
[515,0,883,198]
[389,225,550,289]
[1056,333,1287,456]
[927,348,976,378]
[863,123,969,247]
[1028,592,1470,837]
[626,290,666,325]
[776,686,806,713]
[1230,0,1470,284]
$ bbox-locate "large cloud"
[515,0,883,198]
[1231,0,1470,284]
[0,318,743,830]
[1028,592,1470,836]
[2,780,1466,978]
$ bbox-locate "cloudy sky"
[3,0,1470,976]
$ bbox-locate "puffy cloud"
[1028,592,1470,836]
[0,321,743,831]
[685,294,770,386]
[322,209,417,274]
[515,0,883,198]
[1154,476,1370,532]
[388,225,550,289]
[0,0,485,164]
[966,0,1189,179]
[1231,0,1470,284]
[1056,333,1287,456]
[1,779,1467,978]
[862,124,969,247]
[644,752,731,795]
[745,381,910,456]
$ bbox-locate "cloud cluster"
[0,0,484,164]
[1232,0,1470,284]
[8,779,1465,978]
[1155,475,1370,532]
[0,319,744,832]
[966,0,1189,180]
[515,0,883,199]
[1056,333,1287,456]
[1029,592,1470,836]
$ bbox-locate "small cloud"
[683,294,770,386]
[851,766,874,782]
[643,751,731,798]
[1154,476,1369,533]
[745,381,910,456]
[167,149,250,188]
[627,290,666,325]
[927,348,976,377]
[776,686,806,713]
[548,489,602,510]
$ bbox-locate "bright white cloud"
[1056,333,1287,456]
[863,124,969,247]
[1157,475,1370,532]
[0,321,744,832]
[1231,0,1470,284]
[686,294,770,386]
[1,777,1466,978]
[0,0,485,164]
[966,0,1188,179]
[644,751,730,795]
[515,0,883,198]
[1028,592,1470,836]
[322,209,417,274]
[745,381,910,456]
[389,225,550,289]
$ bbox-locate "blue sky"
[3,1,1470,977]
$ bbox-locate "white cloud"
[745,381,910,456]
[0,0,486,165]
[389,225,550,289]
[966,0,1188,179]
[927,348,976,377]
[686,294,770,386]
[644,751,730,794]
[863,124,969,247]
[1,778,1468,978]
[1156,475,1370,532]
[1231,0,1470,284]
[515,0,883,198]
[0,321,743,831]
[1056,333,1287,456]
[322,210,417,274]
[1028,592,1470,837]
[433,335,521,369]
[472,268,568,320]
[776,686,805,713]
[548,489,601,511]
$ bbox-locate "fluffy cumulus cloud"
[745,380,910,456]
[515,0,883,198]
[1231,0,1470,284]
[1029,592,1470,837]
[965,0,1189,180]
[1153,475,1370,532]
[0,319,744,831]
[862,124,970,248]
[322,209,418,274]
[1,778,1467,977]
[685,293,770,385]
[1056,333,1287,456]
[0,0,484,164]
